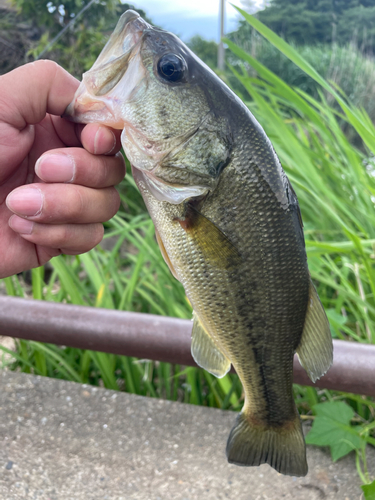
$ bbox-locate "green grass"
[228,24,375,130]
[1,7,375,486]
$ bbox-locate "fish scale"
[65,9,333,477]
[140,154,309,424]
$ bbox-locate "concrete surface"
[0,370,372,499]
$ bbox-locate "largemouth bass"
[64,10,333,477]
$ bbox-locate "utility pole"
[218,0,225,71]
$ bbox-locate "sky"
[129,1,264,42]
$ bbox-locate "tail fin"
[226,411,307,477]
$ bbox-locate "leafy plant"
[226,31,375,132]
[362,480,375,500]
[306,401,375,489]
[306,401,367,456]
[0,4,375,493]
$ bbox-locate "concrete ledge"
[0,370,372,499]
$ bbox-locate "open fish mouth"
[63,10,150,127]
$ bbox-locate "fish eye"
[157,54,186,83]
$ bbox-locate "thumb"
[0,60,79,130]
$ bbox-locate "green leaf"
[362,480,375,500]
[32,267,43,300]
[306,402,363,461]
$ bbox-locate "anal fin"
[191,312,231,378]
[296,279,333,383]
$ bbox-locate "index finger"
[0,60,79,130]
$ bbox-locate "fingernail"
[94,127,116,155]
[6,187,43,217]
[9,215,34,235]
[35,154,75,183]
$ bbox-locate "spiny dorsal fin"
[191,311,231,378]
[296,279,333,383]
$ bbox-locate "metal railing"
[0,295,374,397]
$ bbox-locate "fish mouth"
[63,10,150,126]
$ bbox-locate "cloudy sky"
[129,1,263,42]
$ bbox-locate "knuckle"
[59,224,75,244]
[60,224,103,254]
[70,186,85,218]
[33,60,59,72]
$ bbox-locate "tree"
[0,3,43,74]
[187,36,218,69]
[3,0,152,76]
[337,6,375,51]
[249,0,375,49]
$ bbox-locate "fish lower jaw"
[63,94,124,128]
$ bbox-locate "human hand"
[0,61,126,279]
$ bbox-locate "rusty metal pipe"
[0,296,374,396]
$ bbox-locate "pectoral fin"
[177,204,242,270]
[191,312,231,378]
[155,228,179,280]
[296,280,333,383]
